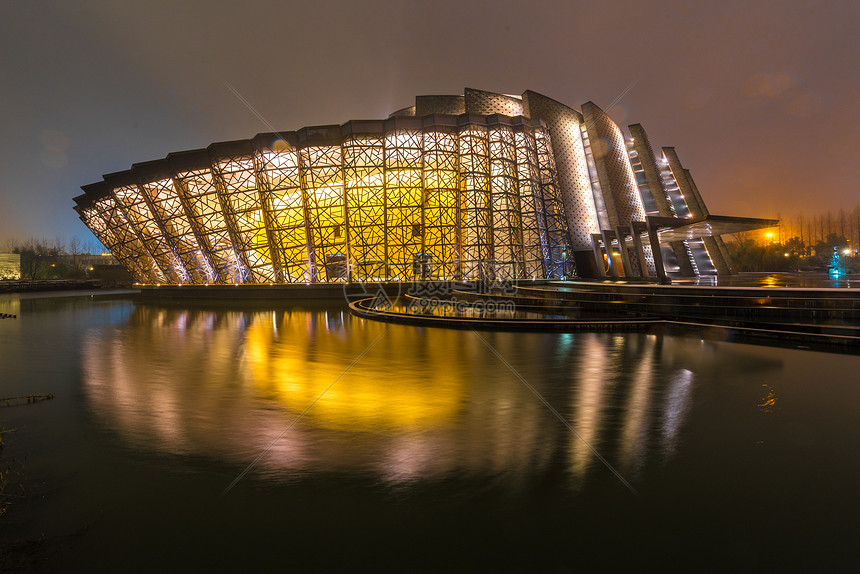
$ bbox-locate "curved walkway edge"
[348,298,860,353]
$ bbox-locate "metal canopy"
[648,215,778,242]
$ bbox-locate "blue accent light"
[829,248,845,279]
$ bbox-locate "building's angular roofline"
[73,107,548,208]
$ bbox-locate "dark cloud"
[1,0,857,244]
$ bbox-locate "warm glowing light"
[245,320,464,431]
[75,90,731,285]
[765,232,773,238]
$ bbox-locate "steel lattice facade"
[74,88,744,285]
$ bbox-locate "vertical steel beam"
[646,217,668,284]
[630,222,651,277]
[614,226,634,277]
[601,229,619,277]
[591,233,607,277]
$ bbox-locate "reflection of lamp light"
[844,249,852,256]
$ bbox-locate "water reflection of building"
[82,306,780,486]
[566,333,698,486]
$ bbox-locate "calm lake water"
[1,290,860,570]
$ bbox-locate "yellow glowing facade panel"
[174,168,237,283]
[140,178,210,284]
[212,156,275,283]
[385,130,423,280]
[422,128,460,279]
[77,105,580,284]
[344,134,386,281]
[111,183,185,283]
[300,145,346,282]
[458,124,491,281]
[256,148,310,283]
[79,201,158,283]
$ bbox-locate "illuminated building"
[73,88,770,285]
[0,253,21,280]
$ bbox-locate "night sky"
[1,0,857,247]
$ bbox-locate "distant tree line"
[773,204,860,250]
[725,231,858,273]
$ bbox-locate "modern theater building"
[73,88,770,285]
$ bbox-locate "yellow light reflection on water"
[79,306,787,486]
[758,383,777,413]
[761,274,784,288]
[244,316,465,432]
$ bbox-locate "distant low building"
[0,253,21,280]
[78,253,119,269]
[76,253,130,283]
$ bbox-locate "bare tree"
[68,237,81,272]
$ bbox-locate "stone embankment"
[0,279,108,293]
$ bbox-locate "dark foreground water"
[1,290,860,571]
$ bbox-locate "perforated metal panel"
[415,95,465,116]
[581,102,645,229]
[465,88,524,117]
[521,91,597,251]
